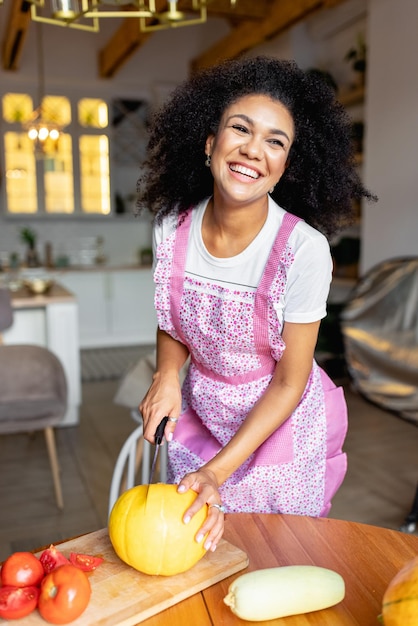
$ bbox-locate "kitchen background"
[0,0,417,560]
[0,0,417,274]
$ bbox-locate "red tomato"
[69,552,104,571]
[1,551,45,587]
[38,564,91,624]
[0,585,39,620]
[39,545,70,574]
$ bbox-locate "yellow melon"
[381,555,418,625]
[108,483,208,576]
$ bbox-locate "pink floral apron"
[154,209,347,516]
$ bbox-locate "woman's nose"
[240,136,263,159]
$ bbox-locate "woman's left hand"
[177,468,225,552]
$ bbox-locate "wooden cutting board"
[12,528,248,626]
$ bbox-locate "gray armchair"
[341,256,418,424]
[340,257,418,532]
[0,288,67,509]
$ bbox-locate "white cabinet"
[108,271,157,345]
[56,268,157,348]
[56,272,109,346]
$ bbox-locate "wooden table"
[142,513,418,626]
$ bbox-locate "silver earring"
[269,185,275,194]
[205,154,211,167]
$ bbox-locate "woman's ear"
[205,135,214,155]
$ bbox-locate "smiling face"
[205,94,294,209]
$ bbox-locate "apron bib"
[161,209,347,516]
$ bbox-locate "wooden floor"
[0,377,417,562]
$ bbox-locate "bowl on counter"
[21,270,55,295]
[24,277,54,294]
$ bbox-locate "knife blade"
[149,416,169,484]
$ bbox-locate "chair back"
[0,288,13,336]
[108,424,144,517]
[108,418,169,518]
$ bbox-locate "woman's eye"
[232,124,248,133]
[269,138,285,148]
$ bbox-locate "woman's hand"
[139,369,182,443]
[177,468,225,552]
[140,327,189,443]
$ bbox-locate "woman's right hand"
[139,369,182,443]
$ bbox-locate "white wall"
[362,0,418,273]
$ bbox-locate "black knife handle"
[155,416,169,445]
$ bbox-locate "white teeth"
[230,164,259,179]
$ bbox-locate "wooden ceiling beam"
[99,19,151,79]
[98,0,271,78]
[191,0,347,72]
[2,0,348,78]
[186,0,270,20]
[2,0,32,71]
[98,0,170,78]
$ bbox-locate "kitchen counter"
[10,283,76,307]
[53,264,152,272]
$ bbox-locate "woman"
[138,56,375,553]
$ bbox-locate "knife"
[149,416,169,484]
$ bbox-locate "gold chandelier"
[140,1,206,32]
[29,1,208,33]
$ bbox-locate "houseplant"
[20,227,40,267]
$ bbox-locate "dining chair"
[0,287,68,509]
[108,410,168,518]
[110,350,185,517]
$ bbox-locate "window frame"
[1,91,114,219]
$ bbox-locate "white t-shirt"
[153,196,332,325]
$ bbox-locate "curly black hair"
[137,55,375,238]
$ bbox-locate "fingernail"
[167,432,173,442]
[210,543,217,552]
[177,484,186,493]
[196,533,204,543]
[204,540,212,551]
[183,515,191,524]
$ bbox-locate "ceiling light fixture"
[23,23,66,157]
[29,1,156,32]
[139,0,206,32]
[28,1,209,33]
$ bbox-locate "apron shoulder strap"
[254,212,302,355]
[170,210,192,345]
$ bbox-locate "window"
[78,98,108,129]
[79,135,110,215]
[4,132,37,214]
[1,93,110,216]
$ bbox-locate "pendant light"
[23,23,65,157]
